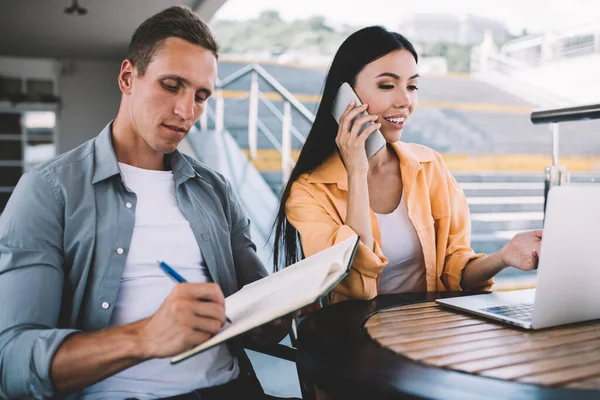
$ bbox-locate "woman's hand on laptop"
[462,229,543,289]
[500,229,543,271]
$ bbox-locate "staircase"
[456,172,545,287]
[457,172,545,254]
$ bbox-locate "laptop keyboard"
[481,303,534,321]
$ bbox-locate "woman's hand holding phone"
[335,101,381,176]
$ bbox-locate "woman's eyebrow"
[375,72,420,80]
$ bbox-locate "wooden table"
[296,292,600,400]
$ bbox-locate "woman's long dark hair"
[272,26,418,270]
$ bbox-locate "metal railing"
[531,103,600,125]
[472,23,600,107]
[198,64,315,184]
[500,22,600,66]
[530,103,600,211]
[202,64,600,212]
[471,45,574,107]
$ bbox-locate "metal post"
[551,122,559,166]
[543,122,567,214]
[478,29,495,77]
[199,104,208,132]
[215,90,224,133]
[248,71,259,159]
[282,101,292,183]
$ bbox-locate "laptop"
[436,185,600,330]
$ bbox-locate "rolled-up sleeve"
[440,170,492,291]
[286,179,387,303]
[0,171,79,399]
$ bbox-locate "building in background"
[399,13,510,45]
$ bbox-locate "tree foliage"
[212,11,355,54]
[212,11,482,72]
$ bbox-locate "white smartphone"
[332,82,386,159]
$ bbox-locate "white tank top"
[375,191,426,294]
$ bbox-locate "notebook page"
[171,235,358,363]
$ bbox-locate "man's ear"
[118,59,135,95]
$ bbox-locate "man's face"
[127,37,217,154]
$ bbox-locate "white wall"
[58,60,121,153]
[0,56,61,81]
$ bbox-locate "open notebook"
[171,234,360,364]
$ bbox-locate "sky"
[212,0,600,35]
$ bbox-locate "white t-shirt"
[81,163,239,400]
[375,191,427,294]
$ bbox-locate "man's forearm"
[461,251,507,290]
[50,319,149,394]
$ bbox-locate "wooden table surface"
[297,292,600,400]
[366,301,600,390]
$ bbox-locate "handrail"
[531,103,600,125]
[529,102,600,215]
[259,93,307,143]
[216,63,254,87]
[216,63,315,124]
[472,47,574,107]
[199,63,316,187]
[501,21,600,59]
[486,51,532,71]
[251,64,315,123]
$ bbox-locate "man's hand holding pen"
[136,282,228,358]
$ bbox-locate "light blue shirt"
[0,122,268,399]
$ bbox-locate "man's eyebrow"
[375,72,420,80]
[160,75,213,97]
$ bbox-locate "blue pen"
[158,261,232,323]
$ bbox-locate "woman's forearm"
[345,171,374,250]
[461,250,507,290]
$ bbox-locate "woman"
[273,26,541,304]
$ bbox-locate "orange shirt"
[286,141,493,304]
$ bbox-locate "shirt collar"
[166,150,198,186]
[307,141,435,191]
[91,122,121,184]
[91,121,198,185]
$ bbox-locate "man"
[0,6,291,400]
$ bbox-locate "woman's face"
[353,49,419,143]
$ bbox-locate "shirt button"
[116,247,124,254]
[101,302,110,309]
[125,202,132,209]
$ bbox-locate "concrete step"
[460,182,544,197]
[467,196,544,213]
[569,175,600,184]
[471,211,544,232]
[227,127,306,150]
[454,172,544,183]
[472,241,506,255]
[471,230,514,254]
[262,171,284,195]
[456,172,600,184]
[494,269,538,291]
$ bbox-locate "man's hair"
[126,6,219,76]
